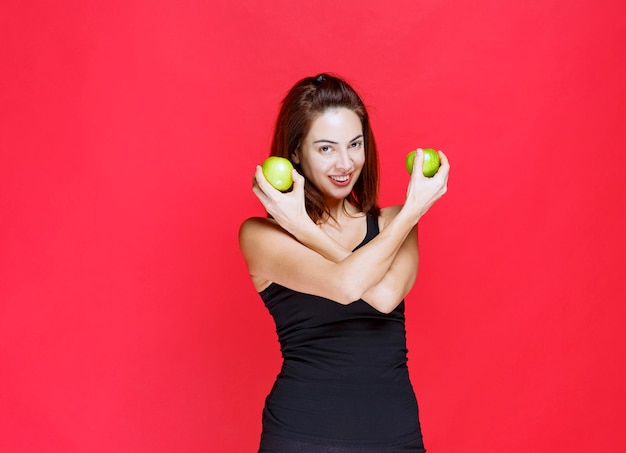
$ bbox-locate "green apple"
[261,156,294,191]
[405,148,441,177]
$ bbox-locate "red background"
[2,1,625,451]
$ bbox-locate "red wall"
[2,1,625,451]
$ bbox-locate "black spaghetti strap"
[353,214,379,251]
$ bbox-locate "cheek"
[355,152,366,169]
[300,158,321,181]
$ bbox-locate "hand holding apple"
[253,160,313,239]
[261,156,294,192]
[402,148,450,223]
[405,148,441,177]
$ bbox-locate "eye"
[319,145,332,154]
[350,141,363,149]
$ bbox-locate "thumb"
[411,148,425,176]
[291,168,305,192]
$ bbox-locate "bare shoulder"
[239,216,289,250]
[239,216,277,235]
[378,205,403,230]
[239,216,296,292]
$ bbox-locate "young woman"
[239,74,449,452]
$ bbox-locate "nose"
[336,147,352,172]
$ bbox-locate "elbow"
[332,268,366,305]
[372,296,401,314]
[336,286,363,306]
[377,302,398,314]
[363,285,405,314]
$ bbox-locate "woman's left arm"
[302,206,418,314]
[266,201,419,314]
[361,216,419,313]
[253,168,419,313]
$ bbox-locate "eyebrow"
[312,134,364,145]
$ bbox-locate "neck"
[321,198,360,228]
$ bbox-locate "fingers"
[254,164,280,195]
[437,150,450,170]
[251,172,269,204]
[253,164,301,209]
[433,150,450,184]
[252,165,278,208]
[405,148,450,207]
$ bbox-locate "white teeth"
[331,175,349,182]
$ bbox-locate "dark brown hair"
[269,73,380,223]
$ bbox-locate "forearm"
[294,209,416,303]
[292,223,351,262]
[247,149,448,306]
[360,245,418,313]
[297,221,417,312]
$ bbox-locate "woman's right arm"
[240,149,449,304]
[239,212,412,304]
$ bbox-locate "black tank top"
[259,215,422,447]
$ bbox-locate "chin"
[328,186,356,200]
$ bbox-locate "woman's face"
[294,108,365,201]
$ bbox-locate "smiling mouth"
[329,174,352,185]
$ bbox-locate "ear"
[291,150,300,164]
